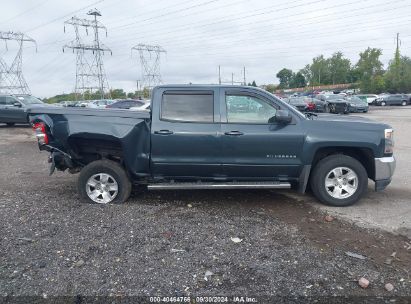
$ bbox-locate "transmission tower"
[131,44,166,92]
[0,31,36,94]
[63,9,111,100]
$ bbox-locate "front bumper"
[350,106,368,112]
[374,156,396,191]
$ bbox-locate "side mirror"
[13,102,22,107]
[273,110,292,124]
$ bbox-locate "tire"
[6,123,15,127]
[77,159,132,204]
[401,101,407,106]
[381,101,386,106]
[310,155,368,207]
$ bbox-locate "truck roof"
[155,84,262,90]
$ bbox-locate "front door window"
[226,94,277,124]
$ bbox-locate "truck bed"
[28,106,152,177]
[27,106,151,119]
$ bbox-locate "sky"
[1,0,411,98]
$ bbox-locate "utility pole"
[63,9,112,101]
[318,67,321,84]
[394,32,401,89]
[219,66,246,85]
[131,44,166,96]
[0,31,36,94]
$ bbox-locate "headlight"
[384,128,394,154]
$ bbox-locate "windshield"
[15,95,43,105]
[326,95,343,101]
[347,97,366,104]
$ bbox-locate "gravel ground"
[0,125,410,302]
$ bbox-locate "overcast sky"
[1,0,411,97]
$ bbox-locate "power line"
[115,0,333,39]
[107,0,384,49]
[0,0,51,25]
[25,0,105,33]
[152,0,409,48]
[167,34,411,60]
[111,0,222,30]
[163,17,411,53]
[104,0,213,28]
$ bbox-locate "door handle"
[154,130,173,135]
[224,131,244,136]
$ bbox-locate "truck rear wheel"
[310,155,368,207]
[78,160,132,204]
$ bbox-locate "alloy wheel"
[324,167,358,199]
[86,173,119,204]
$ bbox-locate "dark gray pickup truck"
[28,85,396,207]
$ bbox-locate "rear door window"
[161,91,214,123]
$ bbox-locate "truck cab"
[150,86,304,182]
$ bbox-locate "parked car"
[355,94,378,105]
[309,97,327,113]
[374,94,409,106]
[346,97,369,113]
[288,97,325,113]
[29,85,395,207]
[0,94,48,126]
[227,96,253,112]
[324,95,349,114]
[129,101,151,111]
[106,99,146,110]
[56,101,78,107]
[287,97,309,112]
[77,101,89,107]
[87,99,116,109]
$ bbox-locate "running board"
[147,181,291,190]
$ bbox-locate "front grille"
[334,104,346,111]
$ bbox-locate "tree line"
[43,88,151,103]
[275,47,411,94]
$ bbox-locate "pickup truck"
[28,85,396,207]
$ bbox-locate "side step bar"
[147,181,291,190]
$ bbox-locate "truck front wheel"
[78,160,132,204]
[310,155,368,206]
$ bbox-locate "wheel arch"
[299,146,375,193]
[67,135,124,166]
